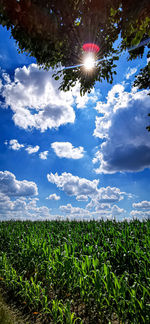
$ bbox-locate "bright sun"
[84,55,95,70]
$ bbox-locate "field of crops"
[0,220,150,323]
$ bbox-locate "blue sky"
[0,25,150,221]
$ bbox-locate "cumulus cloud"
[59,202,126,221]
[25,145,40,154]
[130,200,150,220]
[0,171,38,196]
[0,194,59,221]
[59,203,107,220]
[51,142,84,159]
[98,186,124,202]
[60,203,89,215]
[76,195,89,201]
[47,171,130,216]
[93,204,126,218]
[132,200,150,209]
[2,72,11,84]
[47,172,99,198]
[5,139,40,155]
[94,203,111,211]
[93,85,150,173]
[0,64,75,131]
[74,88,98,109]
[130,210,150,219]
[0,191,126,221]
[39,151,48,160]
[6,139,24,151]
[0,193,14,212]
[46,193,60,201]
[0,64,97,132]
[111,204,125,216]
[86,186,125,210]
[125,67,137,79]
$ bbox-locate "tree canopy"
[0,0,150,95]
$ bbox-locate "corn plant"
[0,219,149,323]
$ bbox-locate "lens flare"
[82,43,100,53]
[84,55,95,70]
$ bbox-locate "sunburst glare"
[84,54,95,70]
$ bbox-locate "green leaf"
[54,76,59,81]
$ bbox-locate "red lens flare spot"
[82,43,100,53]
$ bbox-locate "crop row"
[0,219,150,323]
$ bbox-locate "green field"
[0,220,150,323]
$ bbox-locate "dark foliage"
[0,0,150,95]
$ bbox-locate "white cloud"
[59,204,104,220]
[97,187,124,202]
[92,150,102,165]
[0,194,59,221]
[93,203,111,211]
[100,205,126,220]
[51,142,84,159]
[111,204,125,216]
[0,192,126,221]
[0,64,97,132]
[132,200,150,209]
[26,197,39,209]
[59,202,126,221]
[93,85,150,173]
[130,210,150,219]
[60,203,89,215]
[74,88,98,109]
[2,72,11,84]
[93,204,126,218]
[0,193,14,212]
[47,172,99,198]
[94,116,111,139]
[95,84,125,114]
[46,193,60,201]
[1,64,75,131]
[6,139,24,151]
[125,67,137,79]
[47,172,129,217]
[76,195,89,201]
[39,151,48,160]
[13,197,27,211]
[0,171,38,196]
[5,139,40,155]
[86,186,125,210]
[25,145,40,154]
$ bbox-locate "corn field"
[0,219,150,323]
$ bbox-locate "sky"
[0,25,150,222]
